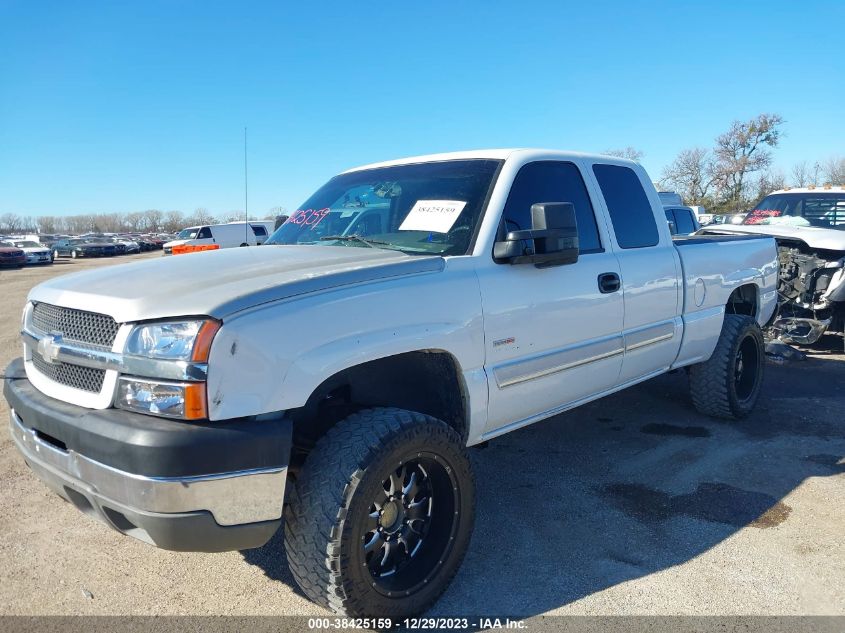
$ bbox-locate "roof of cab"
[770,186,845,194]
[342,149,637,173]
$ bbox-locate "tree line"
[0,207,287,236]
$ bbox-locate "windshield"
[265,159,502,255]
[744,192,845,230]
[177,228,200,239]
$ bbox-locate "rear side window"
[251,225,268,237]
[593,164,659,248]
[499,161,602,254]
[673,209,695,234]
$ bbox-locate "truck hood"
[702,224,845,251]
[29,245,445,323]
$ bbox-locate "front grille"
[30,352,106,393]
[31,303,119,350]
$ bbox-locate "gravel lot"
[0,254,842,616]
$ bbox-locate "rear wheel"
[284,408,475,618]
[70,250,78,259]
[689,314,764,419]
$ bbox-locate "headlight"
[117,377,208,419]
[125,319,220,362]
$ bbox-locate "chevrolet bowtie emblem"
[37,332,63,364]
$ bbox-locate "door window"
[498,161,602,255]
[197,227,212,239]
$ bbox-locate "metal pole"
[244,127,248,243]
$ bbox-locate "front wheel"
[284,408,475,618]
[689,314,764,419]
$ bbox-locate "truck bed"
[673,233,773,245]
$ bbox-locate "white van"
[163,222,272,254]
[229,220,275,244]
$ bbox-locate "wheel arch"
[726,283,759,319]
[287,349,471,469]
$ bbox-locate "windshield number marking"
[287,208,331,230]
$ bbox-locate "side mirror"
[494,202,579,267]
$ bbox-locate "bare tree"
[162,210,185,233]
[713,113,785,210]
[822,156,845,185]
[220,211,245,223]
[791,161,813,187]
[186,207,215,227]
[660,148,716,205]
[604,147,644,162]
[0,213,24,233]
[755,169,787,200]
[142,209,163,232]
[36,216,59,233]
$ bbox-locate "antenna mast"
[244,127,249,243]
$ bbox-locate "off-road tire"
[689,314,764,419]
[284,407,475,618]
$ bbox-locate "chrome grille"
[31,303,119,350]
[30,352,106,393]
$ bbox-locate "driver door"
[477,160,624,435]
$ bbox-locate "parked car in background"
[0,243,26,268]
[163,222,268,254]
[135,236,158,251]
[698,213,714,225]
[10,240,54,265]
[664,205,701,235]
[51,238,117,259]
[700,186,845,347]
[113,237,140,254]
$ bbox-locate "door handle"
[598,272,621,293]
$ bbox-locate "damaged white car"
[701,186,845,347]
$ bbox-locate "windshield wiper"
[319,234,393,249]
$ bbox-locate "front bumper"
[25,253,52,264]
[4,358,290,552]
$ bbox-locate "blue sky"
[1,0,843,217]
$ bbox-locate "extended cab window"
[593,164,659,248]
[499,161,601,254]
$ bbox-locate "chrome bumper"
[10,408,286,527]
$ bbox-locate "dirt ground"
[0,254,842,616]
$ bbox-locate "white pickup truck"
[4,149,778,618]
